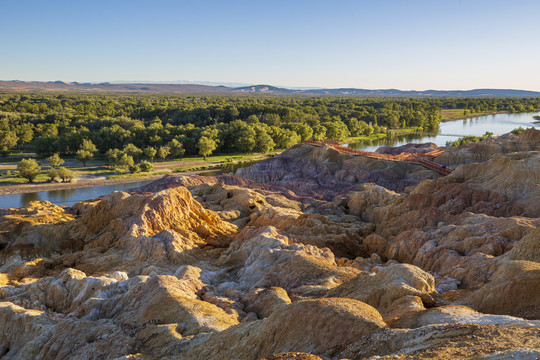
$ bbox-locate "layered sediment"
[0,129,538,359]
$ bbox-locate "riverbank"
[440,109,510,122]
[0,174,166,196]
[0,167,235,196]
[0,152,278,196]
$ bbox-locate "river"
[0,160,262,209]
[345,111,539,151]
[0,112,538,209]
[0,180,154,209]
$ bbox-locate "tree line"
[1,94,539,159]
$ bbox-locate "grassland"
[440,109,508,122]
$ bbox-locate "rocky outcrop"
[177,298,386,359]
[339,323,540,360]
[236,143,443,197]
[437,128,540,166]
[217,226,359,293]
[326,263,438,317]
[463,260,540,319]
[0,130,538,359]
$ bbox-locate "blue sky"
[1,0,539,90]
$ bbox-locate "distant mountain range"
[1,80,539,97]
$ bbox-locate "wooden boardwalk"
[304,140,452,175]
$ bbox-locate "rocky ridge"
[0,129,538,359]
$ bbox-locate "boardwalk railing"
[303,140,452,175]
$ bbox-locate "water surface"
[0,180,152,209]
[0,160,263,209]
[346,111,539,151]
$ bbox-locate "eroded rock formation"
[0,129,538,359]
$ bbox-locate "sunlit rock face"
[0,129,538,359]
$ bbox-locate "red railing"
[304,140,452,175]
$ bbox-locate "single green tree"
[47,168,59,182]
[274,129,301,148]
[324,120,349,141]
[144,147,157,162]
[17,158,41,183]
[76,139,97,167]
[254,127,275,153]
[47,153,64,169]
[157,146,170,162]
[128,164,140,174]
[312,124,327,141]
[295,124,313,141]
[198,136,217,160]
[118,153,134,171]
[105,149,124,170]
[123,143,143,163]
[168,139,185,159]
[235,126,257,152]
[139,160,153,172]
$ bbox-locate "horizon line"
[2,79,540,93]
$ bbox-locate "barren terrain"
[0,129,538,359]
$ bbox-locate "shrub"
[47,153,64,169]
[511,126,526,135]
[47,168,59,182]
[139,161,153,172]
[58,167,75,182]
[129,164,140,174]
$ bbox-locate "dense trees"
[0,93,538,159]
[0,119,18,156]
[123,144,143,163]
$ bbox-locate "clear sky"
[1,0,539,90]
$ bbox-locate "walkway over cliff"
[304,140,452,175]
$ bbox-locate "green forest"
[1,93,539,160]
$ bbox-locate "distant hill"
[1,80,539,97]
[0,81,231,94]
[233,85,295,93]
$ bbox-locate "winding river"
[346,111,539,151]
[0,112,538,209]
